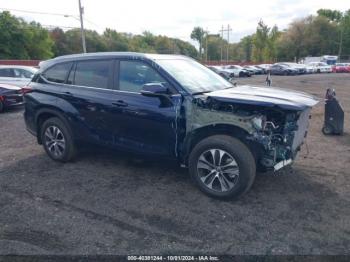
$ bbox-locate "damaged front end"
[246,107,312,170]
[185,85,318,171]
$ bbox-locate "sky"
[1,0,349,46]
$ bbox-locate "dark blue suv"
[24,52,318,199]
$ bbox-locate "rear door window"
[74,60,113,89]
[42,63,73,83]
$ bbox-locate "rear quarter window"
[42,63,73,83]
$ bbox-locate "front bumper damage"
[248,108,312,170]
[186,96,316,171]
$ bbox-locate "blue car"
[24,52,318,199]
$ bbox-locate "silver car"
[0,65,38,87]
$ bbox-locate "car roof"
[39,52,190,71]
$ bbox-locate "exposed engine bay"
[186,93,314,170]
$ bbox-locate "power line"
[43,25,80,30]
[0,7,101,31]
[0,7,76,18]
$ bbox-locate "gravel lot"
[0,73,349,255]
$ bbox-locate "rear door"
[59,59,118,145]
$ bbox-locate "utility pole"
[220,25,224,62]
[219,25,232,62]
[78,0,87,53]
[338,22,344,60]
[205,28,208,62]
[226,24,232,62]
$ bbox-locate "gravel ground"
[0,73,349,255]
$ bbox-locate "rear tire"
[0,101,3,113]
[40,117,76,162]
[189,135,256,199]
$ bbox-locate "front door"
[110,59,180,157]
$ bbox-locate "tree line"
[1,9,349,62]
[0,11,197,60]
[192,9,350,62]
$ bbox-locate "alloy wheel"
[44,125,66,157]
[197,149,239,192]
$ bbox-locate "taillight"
[21,86,33,94]
[0,95,4,101]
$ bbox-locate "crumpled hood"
[205,85,319,110]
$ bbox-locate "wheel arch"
[180,124,262,166]
[35,107,73,144]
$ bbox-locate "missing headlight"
[252,116,267,130]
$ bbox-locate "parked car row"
[207,60,350,79]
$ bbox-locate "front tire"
[0,101,3,113]
[41,117,76,162]
[188,135,256,199]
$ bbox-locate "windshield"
[157,59,233,94]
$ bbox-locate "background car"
[244,65,264,75]
[307,62,332,73]
[332,63,350,73]
[278,63,307,74]
[0,83,25,113]
[225,65,252,77]
[0,65,38,87]
[305,64,316,74]
[255,64,271,74]
[207,65,235,80]
[270,64,298,75]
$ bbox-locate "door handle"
[112,100,128,107]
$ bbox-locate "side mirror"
[140,83,173,107]
[141,83,169,97]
